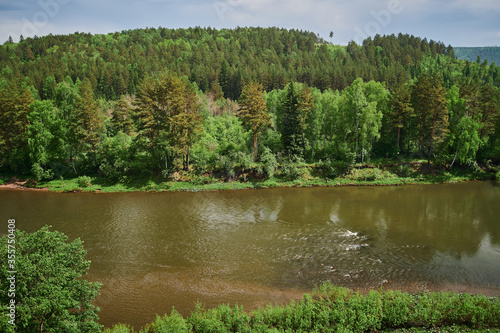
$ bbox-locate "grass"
[102,282,500,332]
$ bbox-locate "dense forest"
[1,27,499,182]
[454,46,500,66]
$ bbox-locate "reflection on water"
[1,181,499,329]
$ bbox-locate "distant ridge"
[454,46,500,64]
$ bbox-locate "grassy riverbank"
[102,282,500,332]
[8,160,495,193]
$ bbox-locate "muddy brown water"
[2,181,500,329]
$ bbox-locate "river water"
[2,181,500,329]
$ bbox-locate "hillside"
[1,27,499,182]
[454,46,500,65]
[1,27,462,100]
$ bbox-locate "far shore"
[1,160,497,193]
[0,174,494,194]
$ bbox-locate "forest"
[454,46,500,65]
[0,26,499,184]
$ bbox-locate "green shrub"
[279,158,305,181]
[218,155,235,179]
[187,303,251,333]
[103,323,134,333]
[31,163,54,180]
[76,175,92,188]
[144,311,190,333]
[348,167,383,181]
[396,164,412,178]
[259,147,278,178]
[317,158,339,179]
[382,290,413,327]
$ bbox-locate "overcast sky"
[0,0,499,46]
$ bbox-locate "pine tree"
[72,79,104,166]
[238,82,271,161]
[134,73,203,170]
[412,75,449,162]
[111,97,134,135]
[281,82,304,158]
[0,83,33,169]
[219,60,230,99]
[388,83,414,153]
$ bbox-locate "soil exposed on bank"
[0,176,48,191]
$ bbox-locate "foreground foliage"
[0,226,102,332]
[103,282,500,332]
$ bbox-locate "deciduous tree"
[0,226,102,333]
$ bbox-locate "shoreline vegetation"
[0,160,497,193]
[102,282,500,332]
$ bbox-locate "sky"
[0,0,499,47]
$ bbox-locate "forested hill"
[1,27,500,181]
[0,27,466,100]
[454,46,500,65]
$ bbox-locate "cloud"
[0,0,498,46]
[452,0,500,11]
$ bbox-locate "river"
[1,181,500,329]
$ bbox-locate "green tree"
[72,79,104,169]
[343,78,384,162]
[111,97,134,135]
[169,80,203,170]
[134,73,203,171]
[298,85,315,156]
[280,82,305,158]
[27,100,66,179]
[449,115,483,167]
[388,83,414,153]
[237,82,271,161]
[0,82,34,170]
[42,76,56,100]
[0,226,102,333]
[53,78,80,175]
[412,75,449,163]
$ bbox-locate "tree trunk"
[253,133,258,162]
[450,150,458,169]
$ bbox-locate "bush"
[259,147,278,178]
[317,158,349,179]
[144,311,190,333]
[31,163,54,180]
[396,164,412,177]
[348,167,383,181]
[279,161,304,180]
[103,323,135,333]
[218,155,236,180]
[77,175,92,188]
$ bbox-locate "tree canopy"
[0,226,102,333]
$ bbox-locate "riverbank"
[101,282,500,333]
[1,160,496,193]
